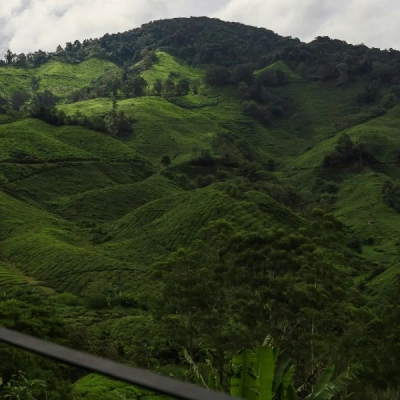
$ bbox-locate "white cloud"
[0,0,23,19]
[1,0,400,59]
[214,0,400,49]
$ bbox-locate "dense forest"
[0,16,400,400]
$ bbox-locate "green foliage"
[382,181,400,212]
[161,155,171,166]
[231,342,299,400]
[231,341,358,400]
[0,59,120,100]
[1,17,400,399]
[73,374,169,400]
[322,133,378,167]
[1,372,46,400]
[10,90,30,111]
[356,84,380,105]
[129,76,148,97]
[231,349,260,400]
[204,67,231,86]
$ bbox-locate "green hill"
[0,58,119,99]
[1,16,400,400]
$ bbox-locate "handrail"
[0,328,235,400]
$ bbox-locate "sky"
[1,0,400,58]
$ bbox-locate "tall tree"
[131,76,148,97]
[10,90,30,111]
[153,78,163,96]
[175,79,190,96]
[4,49,16,64]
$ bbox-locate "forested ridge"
[0,16,400,400]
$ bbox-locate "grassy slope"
[279,96,400,267]
[0,261,36,292]
[0,51,398,294]
[60,96,230,164]
[54,174,183,222]
[59,52,276,165]
[0,117,156,292]
[140,51,203,85]
[255,61,301,82]
[284,103,400,170]
[0,58,119,99]
[100,182,304,290]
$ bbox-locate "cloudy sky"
[1,0,400,58]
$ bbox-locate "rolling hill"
[0,16,399,400]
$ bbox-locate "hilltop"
[0,16,400,399]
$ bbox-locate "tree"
[73,40,82,51]
[115,111,133,138]
[298,62,309,80]
[356,84,380,105]
[153,78,163,96]
[204,66,231,86]
[108,95,118,135]
[161,155,171,166]
[4,49,16,64]
[191,80,200,94]
[29,50,48,66]
[15,53,27,67]
[131,76,148,97]
[105,96,133,138]
[55,45,64,55]
[32,90,58,109]
[155,220,251,386]
[10,90,30,111]
[237,81,251,100]
[163,78,176,98]
[29,90,61,124]
[30,77,41,93]
[256,68,286,86]
[175,79,190,96]
[0,95,8,114]
[232,64,254,85]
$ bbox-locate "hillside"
[0,16,400,400]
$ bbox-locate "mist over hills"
[0,16,400,399]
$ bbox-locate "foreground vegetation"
[1,16,400,400]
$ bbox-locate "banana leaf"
[230,349,260,400]
[306,364,335,400]
[255,345,276,400]
[285,384,299,400]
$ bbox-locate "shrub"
[204,66,231,86]
[161,155,171,166]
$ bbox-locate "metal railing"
[0,328,235,400]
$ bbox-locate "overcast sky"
[1,0,400,58]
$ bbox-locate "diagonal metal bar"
[0,328,236,400]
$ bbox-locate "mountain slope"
[1,17,400,399]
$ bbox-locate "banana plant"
[230,337,298,400]
[230,349,260,400]
[229,339,358,400]
[304,363,360,400]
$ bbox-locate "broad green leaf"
[275,382,286,400]
[230,349,260,400]
[281,365,296,389]
[274,353,291,384]
[255,345,275,400]
[307,364,335,399]
[285,384,299,400]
